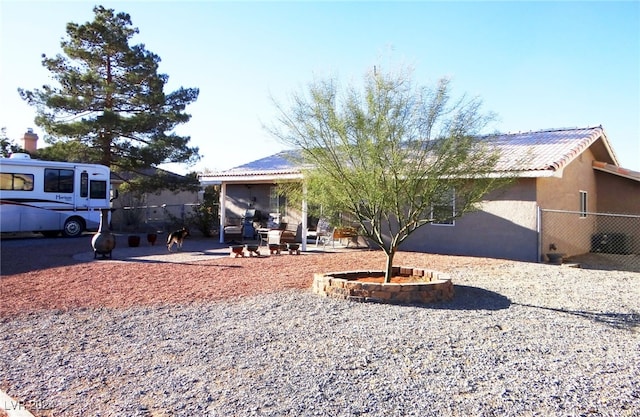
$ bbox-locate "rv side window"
[44,168,74,193]
[0,173,34,191]
[80,172,88,197]
[90,180,107,199]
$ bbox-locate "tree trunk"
[384,248,396,283]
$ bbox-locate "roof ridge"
[493,125,602,137]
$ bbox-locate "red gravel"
[0,236,508,318]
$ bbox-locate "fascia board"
[199,172,303,184]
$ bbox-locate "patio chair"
[267,223,297,245]
[223,218,243,243]
[308,218,333,247]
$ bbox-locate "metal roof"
[485,126,616,175]
[200,126,619,183]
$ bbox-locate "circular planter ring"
[313,266,454,305]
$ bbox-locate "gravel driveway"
[1,235,639,416]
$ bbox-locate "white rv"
[0,154,114,237]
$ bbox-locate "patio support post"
[301,183,308,251]
[219,183,227,244]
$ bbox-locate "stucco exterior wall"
[595,171,640,215]
[538,150,599,258]
[401,179,540,262]
[224,184,273,224]
[593,171,640,253]
[537,150,598,212]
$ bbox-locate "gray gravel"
[1,262,639,417]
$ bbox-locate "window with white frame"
[430,189,456,226]
[579,191,588,218]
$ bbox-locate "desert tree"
[268,67,512,282]
[19,5,201,192]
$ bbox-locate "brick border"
[313,266,454,305]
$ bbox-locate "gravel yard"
[1,236,639,416]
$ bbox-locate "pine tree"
[19,6,200,192]
[0,128,25,157]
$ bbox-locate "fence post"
[537,205,542,263]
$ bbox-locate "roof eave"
[597,128,621,167]
[543,126,615,172]
[592,161,640,182]
[454,169,559,179]
[504,170,559,178]
[199,171,303,185]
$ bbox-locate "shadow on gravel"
[117,258,244,268]
[565,253,640,273]
[0,235,93,275]
[430,285,512,311]
[516,303,640,331]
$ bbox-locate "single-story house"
[199,126,640,262]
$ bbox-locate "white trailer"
[0,154,114,237]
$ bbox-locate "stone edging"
[312,266,454,305]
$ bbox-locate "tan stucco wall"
[401,179,540,262]
[595,171,640,215]
[224,184,273,224]
[593,171,640,253]
[537,149,598,212]
[538,149,608,258]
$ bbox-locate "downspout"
[219,183,227,244]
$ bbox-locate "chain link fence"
[540,209,640,271]
[112,203,201,233]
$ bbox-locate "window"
[80,172,88,197]
[44,168,74,193]
[579,191,587,218]
[431,189,456,226]
[0,173,34,191]
[90,180,107,199]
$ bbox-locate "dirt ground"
[0,235,509,318]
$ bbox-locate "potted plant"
[546,243,565,264]
[146,232,158,246]
[128,234,141,247]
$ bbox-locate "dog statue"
[167,227,189,252]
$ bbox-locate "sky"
[1,1,639,174]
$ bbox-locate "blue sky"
[1,1,639,173]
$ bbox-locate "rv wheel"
[63,217,84,238]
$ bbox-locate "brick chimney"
[22,128,38,153]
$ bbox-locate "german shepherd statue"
[167,227,189,252]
